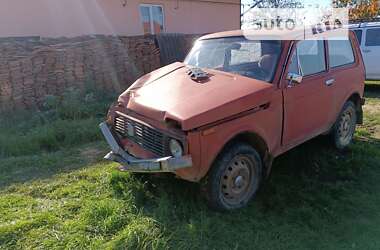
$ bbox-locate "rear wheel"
[332,101,357,150]
[203,143,262,211]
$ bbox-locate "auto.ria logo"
[241,4,349,40]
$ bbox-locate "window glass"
[151,6,164,34]
[139,6,151,35]
[292,40,326,76]
[365,28,380,46]
[185,38,281,82]
[353,30,362,45]
[230,42,261,65]
[288,50,300,75]
[139,5,164,35]
[328,39,355,68]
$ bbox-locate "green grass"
[366,80,380,85]
[0,88,113,158]
[366,80,380,91]
[0,88,380,249]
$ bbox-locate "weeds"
[0,88,114,158]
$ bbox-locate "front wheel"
[203,143,262,211]
[332,101,357,150]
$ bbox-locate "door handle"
[363,49,371,53]
[325,78,335,86]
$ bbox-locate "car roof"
[199,29,300,40]
[349,20,380,29]
[199,29,354,41]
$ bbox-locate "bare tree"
[241,0,303,17]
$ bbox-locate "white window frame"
[139,4,165,35]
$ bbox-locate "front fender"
[196,101,283,180]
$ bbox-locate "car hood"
[118,62,274,131]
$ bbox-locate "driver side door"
[282,40,334,148]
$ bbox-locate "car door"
[362,27,380,80]
[282,40,334,148]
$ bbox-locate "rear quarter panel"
[328,32,365,124]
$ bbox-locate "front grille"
[114,115,167,157]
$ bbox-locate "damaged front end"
[99,116,193,173]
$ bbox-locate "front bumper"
[99,122,193,172]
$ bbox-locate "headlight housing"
[169,139,183,158]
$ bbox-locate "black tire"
[203,143,263,211]
[332,101,357,150]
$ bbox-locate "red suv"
[100,30,365,210]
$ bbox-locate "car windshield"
[184,37,282,82]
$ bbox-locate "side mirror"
[286,72,303,87]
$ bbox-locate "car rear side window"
[365,28,380,46]
[328,39,355,68]
[289,40,326,77]
[353,30,362,45]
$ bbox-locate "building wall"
[0,0,240,38]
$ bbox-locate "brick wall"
[0,34,198,112]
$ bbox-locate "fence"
[0,34,198,111]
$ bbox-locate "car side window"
[288,49,301,75]
[328,39,355,68]
[288,40,326,77]
[353,30,362,45]
[365,28,380,47]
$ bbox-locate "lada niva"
[100,30,365,210]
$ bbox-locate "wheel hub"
[338,108,355,145]
[234,175,244,188]
[221,155,255,205]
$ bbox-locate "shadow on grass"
[121,133,379,205]
[365,83,380,95]
[0,142,108,189]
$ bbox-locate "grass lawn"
[0,87,379,249]
[366,80,380,84]
[366,80,380,88]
